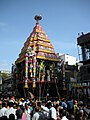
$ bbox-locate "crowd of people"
[0,96,90,120]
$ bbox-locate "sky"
[0,0,90,71]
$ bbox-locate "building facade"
[0,70,16,97]
[59,53,78,65]
[58,54,78,98]
[77,32,90,100]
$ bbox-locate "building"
[59,53,78,65]
[2,76,16,97]
[77,32,90,82]
[58,54,78,98]
[77,32,90,100]
[14,16,60,99]
[0,70,16,97]
[0,70,11,74]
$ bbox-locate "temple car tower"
[15,16,60,100]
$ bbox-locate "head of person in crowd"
[79,109,88,119]
[9,113,15,120]
[3,96,9,103]
[25,103,30,110]
[0,116,8,120]
[69,114,75,120]
[13,102,18,109]
[2,102,7,108]
[16,109,23,119]
[35,107,40,112]
[56,100,60,105]
[62,110,68,118]
[8,102,14,108]
[36,101,41,107]
[21,98,25,103]
[55,104,60,111]
[74,100,78,105]
[42,99,46,106]
[78,102,84,110]
[25,98,30,104]
[20,105,25,113]
[68,96,73,101]
[79,110,84,116]
[9,96,15,103]
[46,102,52,109]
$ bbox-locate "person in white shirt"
[47,102,57,120]
[4,102,16,119]
[9,96,15,103]
[41,100,49,119]
[61,110,69,120]
[32,107,40,120]
[16,109,23,120]
[0,102,7,117]
[61,116,69,120]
